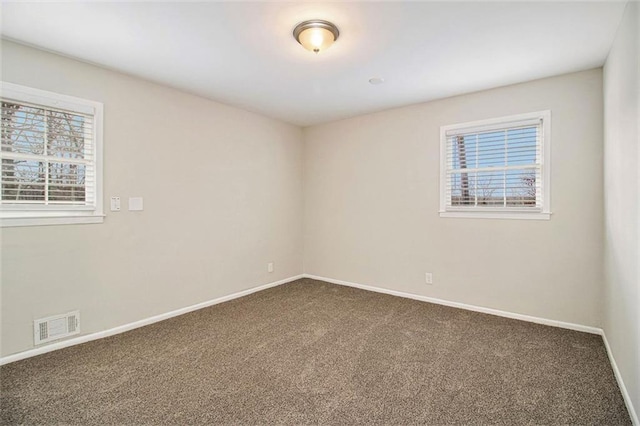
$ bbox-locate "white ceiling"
[0,1,628,126]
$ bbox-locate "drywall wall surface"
[0,41,304,357]
[603,0,639,416]
[303,68,604,327]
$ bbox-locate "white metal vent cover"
[34,311,80,345]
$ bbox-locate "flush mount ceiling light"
[293,20,339,53]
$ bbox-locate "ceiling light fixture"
[293,20,339,54]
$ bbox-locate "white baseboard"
[0,274,304,366]
[601,332,639,425]
[303,273,602,334]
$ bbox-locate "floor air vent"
[34,311,80,345]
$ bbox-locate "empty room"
[0,0,638,424]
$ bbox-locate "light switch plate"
[110,197,121,211]
[128,197,144,211]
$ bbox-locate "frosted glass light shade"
[293,20,339,54]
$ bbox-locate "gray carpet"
[0,278,631,425]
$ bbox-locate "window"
[1,82,103,227]
[440,111,551,220]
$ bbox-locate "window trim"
[439,110,551,220]
[0,82,104,227]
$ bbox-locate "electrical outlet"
[425,272,433,285]
[268,262,274,273]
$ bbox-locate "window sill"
[439,211,551,220]
[1,214,105,227]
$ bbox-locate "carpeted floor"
[0,278,631,425]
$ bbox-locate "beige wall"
[0,41,304,357]
[304,69,604,327]
[603,0,639,416]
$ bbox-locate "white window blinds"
[1,99,97,208]
[0,82,103,227]
[440,111,551,218]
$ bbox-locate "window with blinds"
[1,82,103,227]
[439,111,551,219]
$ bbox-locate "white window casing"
[0,82,104,227]
[439,111,551,220]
